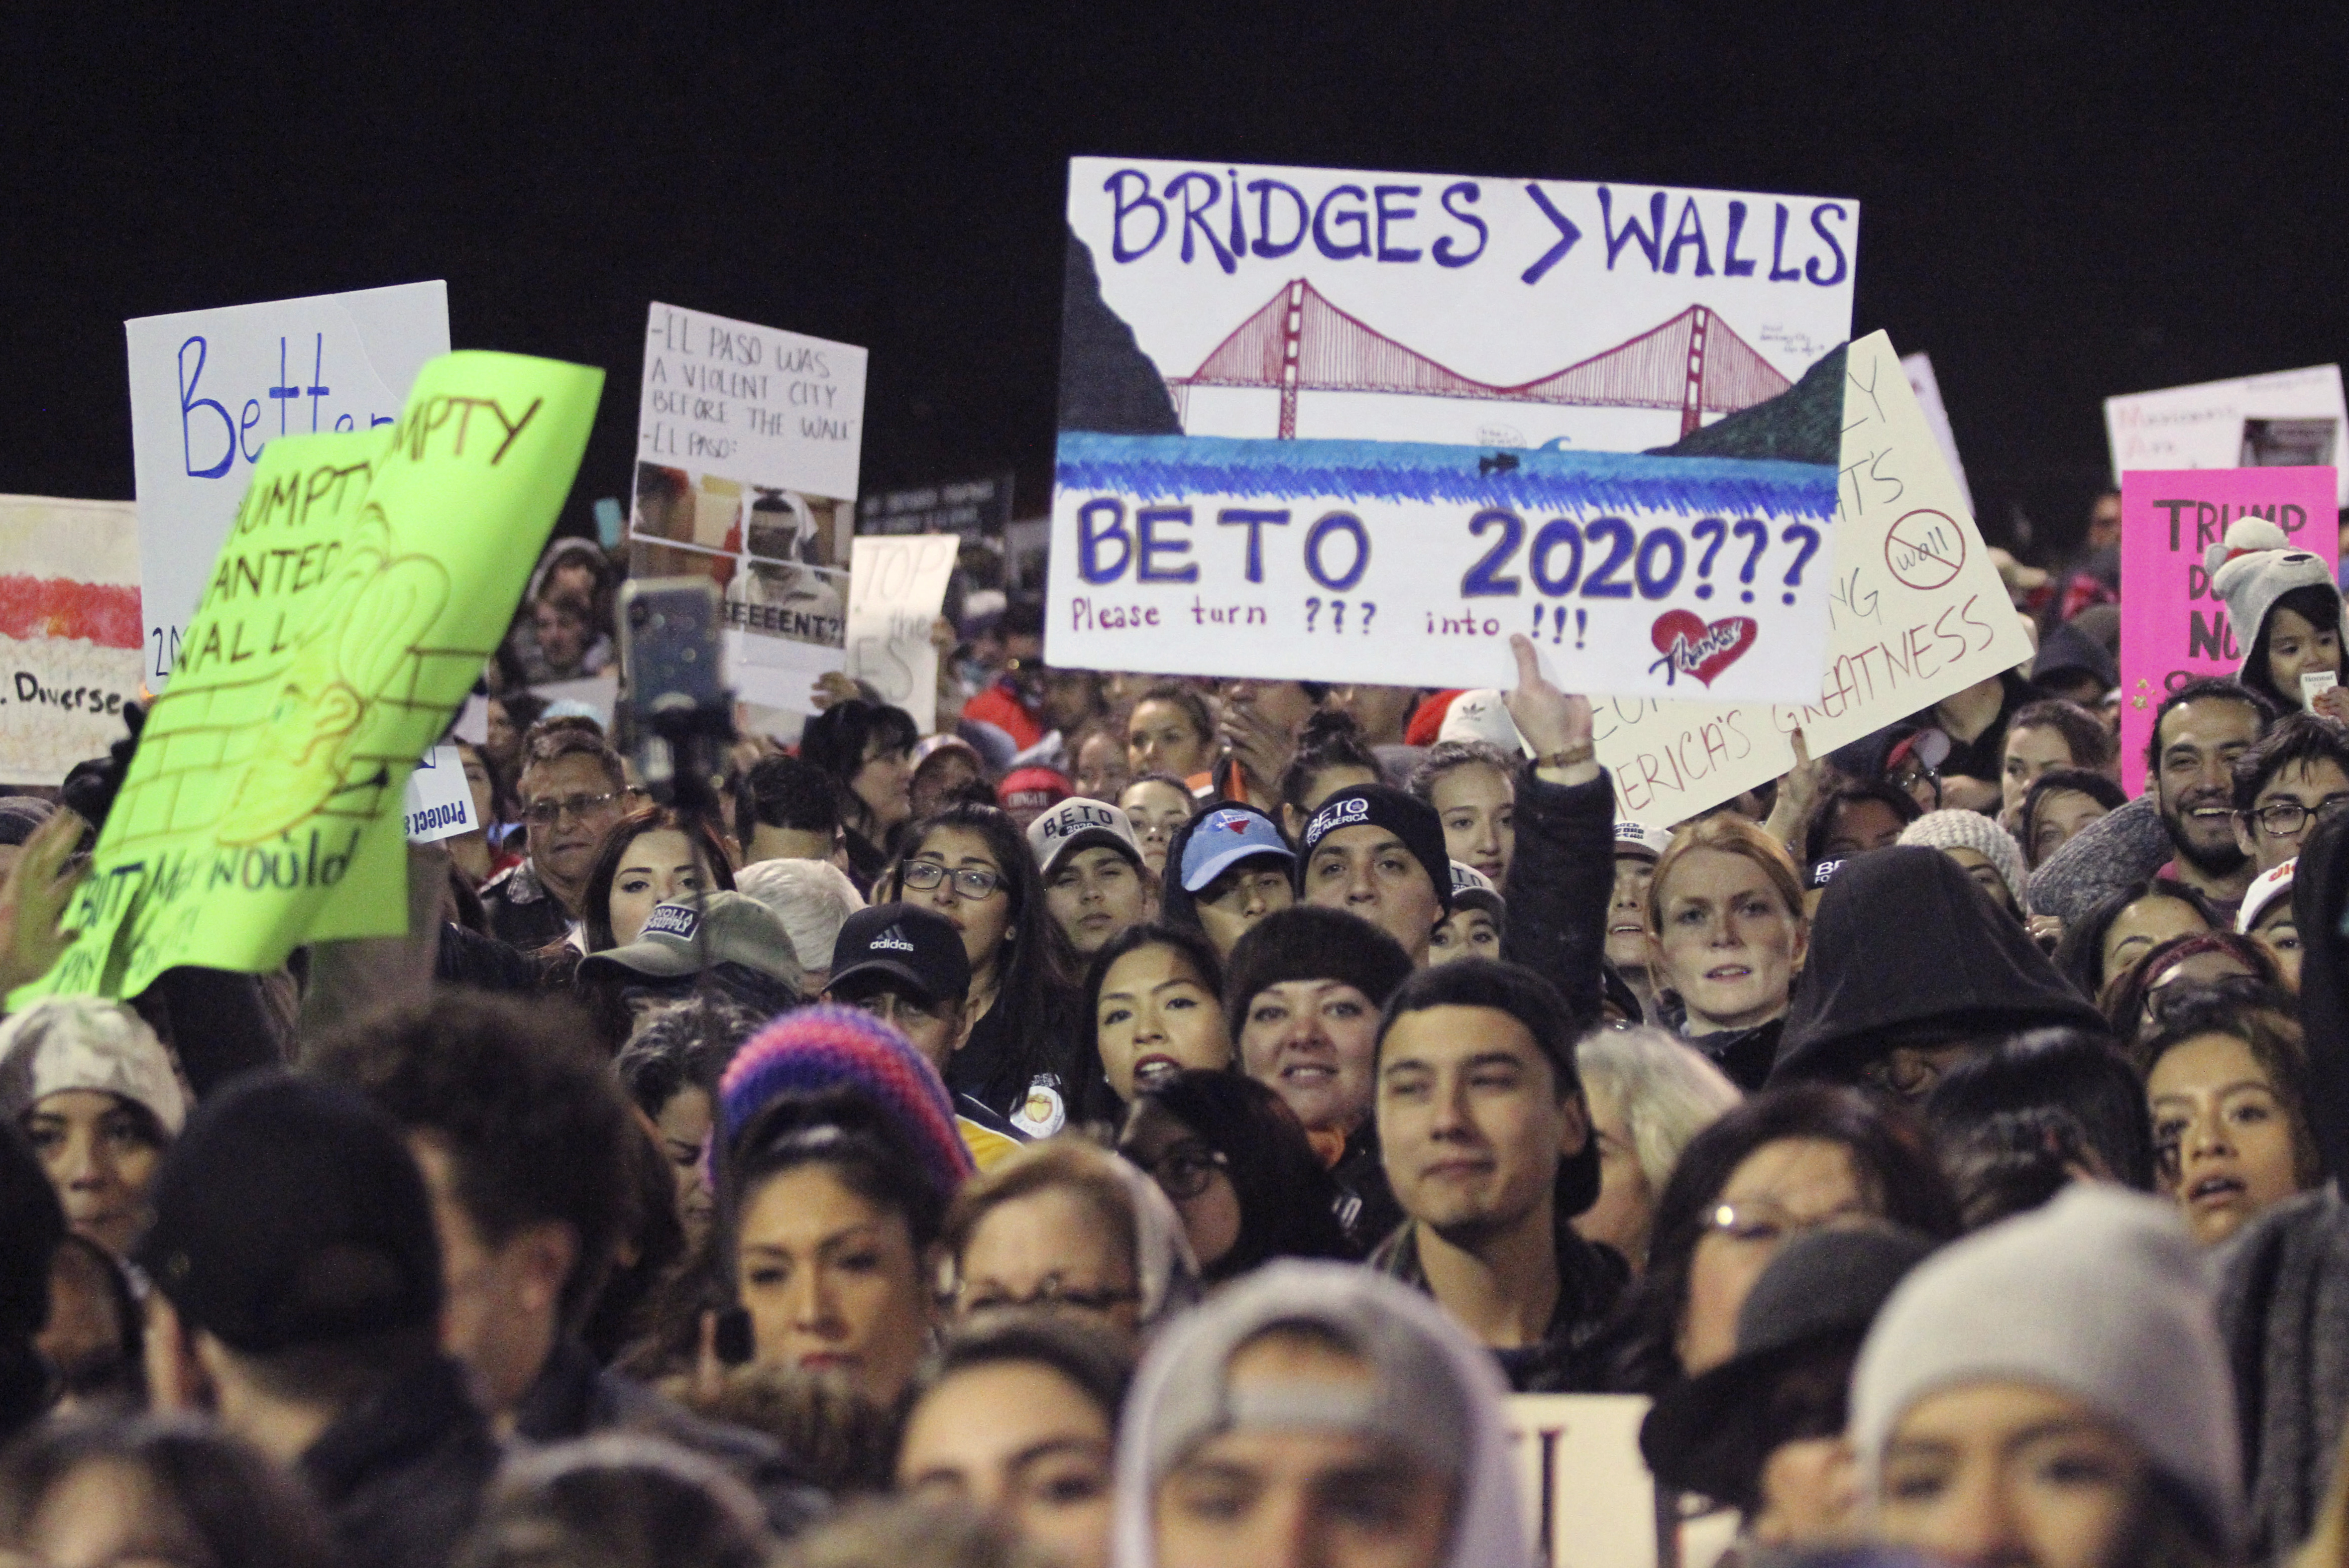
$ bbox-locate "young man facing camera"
[1297,784,1452,966]
[1121,1261,1536,1568]
[1370,959,1623,1391]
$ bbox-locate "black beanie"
[133,1072,443,1354]
[1224,905,1416,1022]
[1297,784,1452,912]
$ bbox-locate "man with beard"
[2145,677,2271,921]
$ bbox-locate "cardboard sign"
[2118,466,2338,791]
[630,303,868,714]
[844,534,960,733]
[402,744,476,844]
[0,496,144,786]
[125,283,450,686]
[1595,333,2035,828]
[2106,366,2347,507]
[1901,352,1974,516]
[1507,1395,1671,1568]
[17,351,603,1005]
[1048,158,1856,701]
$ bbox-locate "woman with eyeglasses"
[941,1139,1201,1344]
[884,802,1084,1135]
[1601,1083,1961,1395]
[798,698,921,893]
[2097,932,2289,1042]
[1118,1068,1354,1282]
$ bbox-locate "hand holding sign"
[1506,634,1602,787]
[0,811,86,997]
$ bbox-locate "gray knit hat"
[1898,809,2028,913]
[2206,517,2344,684]
[1851,1185,2241,1554]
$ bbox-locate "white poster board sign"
[124,282,449,686]
[1048,158,1857,701]
[2105,364,2347,507]
[1508,1395,1664,1568]
[845,534,960,733]
[1901,351,1974,517]
[402,743,476,844]
[630,303,868,715]
[0,496,144,785]
[1595,333,2034,827]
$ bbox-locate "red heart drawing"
[1649,610,1759,687]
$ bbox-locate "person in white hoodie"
[1110,1260,1530,1568]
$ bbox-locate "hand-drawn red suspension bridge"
[1163,279,1792,440]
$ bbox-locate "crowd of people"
[3,493,2349,1568]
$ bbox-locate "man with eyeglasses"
[478,724,632,949]
[2231,713,2349,875]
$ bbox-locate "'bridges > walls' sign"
[1047,157,1858,702]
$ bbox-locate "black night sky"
[8,5,2346,559]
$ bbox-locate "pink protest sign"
[2119,466,2337,793]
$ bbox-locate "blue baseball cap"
[1180,805,1295,893]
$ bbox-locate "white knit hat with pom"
[2205,516,2342,684]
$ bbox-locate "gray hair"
[1573,1025,1742,1198]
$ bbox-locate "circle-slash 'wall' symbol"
[1885,508,1965,592]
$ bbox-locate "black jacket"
[1367,1211,1628,1392]
[1771,846,2104,1085]
[477,860,574,952]
[299,1355,500,1568]
[514,1339,826,1536]
[1501,765,1616,1031]
[1330,1121,1401,1258]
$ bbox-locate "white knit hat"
[1852,1185,2241,1554]
[731,858,867,975]
[2205,517,2343,684]
[0,997,189,1136]
[1896,808,2028,913]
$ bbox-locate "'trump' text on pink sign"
[2119,465,2336,793]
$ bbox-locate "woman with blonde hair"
[1645,814,1809,1090]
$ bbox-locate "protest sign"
[630,303,868,713]
[844,534,959,733]
[125,282,450,686]
[402,743,476,844]
[1507,1394,1713,1568]
[2105,366,2347,507]
[16,351,604,1004]
[857,473,1013,538]
[1901,352,1975,516]
[0,496,144,785]
[2117,466,2337,790]
[1048,158,1857,702]
[1592,332,2036,828]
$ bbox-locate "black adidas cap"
[825,902,972,1007]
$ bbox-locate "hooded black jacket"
[1770,847,2103,1084]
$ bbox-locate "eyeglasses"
[524,789,625,825]
[1702,1199,1866,1246]
[957,1274,1140,1317]
[902,860,1005,900]
[2244,796,2349,838]
[1133,1139,1230,1202]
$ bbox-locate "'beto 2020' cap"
[1029,796,1145,880]
[826,902,972,1007]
